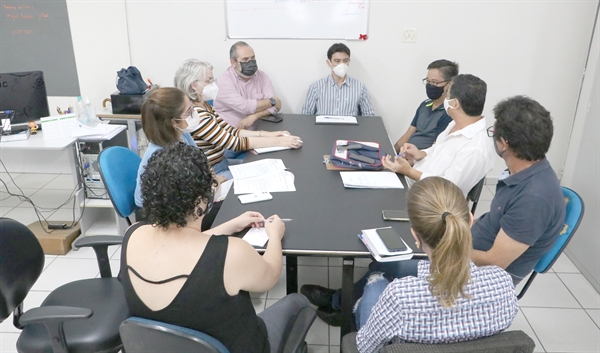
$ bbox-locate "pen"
[261,218,293,224]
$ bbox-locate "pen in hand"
[260,218,292,225]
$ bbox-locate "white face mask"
[177,109,201,133]
[201,82,218,101]
[443,98,456,114]
[332,63,349,78]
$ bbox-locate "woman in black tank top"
[122,102,313,353]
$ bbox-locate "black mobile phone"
[260,114,283,123]
[382,210,409,221]
[349,152,376,164]
[376,227,408,252]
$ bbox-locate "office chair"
[341,330,535,353]
[121,305,317,353]
[467,177,486,214]
[98,146,142,226]
[0,217,128,353]
[517,186,584,300]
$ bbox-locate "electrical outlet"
[402,28,417,43]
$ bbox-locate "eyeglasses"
[195,78,216,86]
[486,126,494,138]
[422,78,448,86]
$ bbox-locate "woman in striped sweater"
[174,59,302,179]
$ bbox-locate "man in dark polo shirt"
[394,59,459,151]
[302,95,566,326]
[471,95,566,283]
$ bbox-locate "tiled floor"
[1,173,599,352]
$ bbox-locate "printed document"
[340,171,404,189]
[229,159,287,179]
[315,115,358,125]
[234,170,296,194]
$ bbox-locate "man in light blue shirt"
[301,43,375,117]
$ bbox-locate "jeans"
[331,259,420,310]
[354,273,390,329]
[258,293,311,353]
[224,150,247,165]
[212,158,233,180]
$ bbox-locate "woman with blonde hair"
[174,58,302,172]
[355,177,518,352]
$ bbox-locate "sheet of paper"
[234,170,296,194]
[229,158,287,179]
[316,115,358,124]
[252,146,291,154]
[340,171,404,189]
[362,228,412,256]
[242,227,269,247]
[214,179,233,201]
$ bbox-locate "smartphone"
[260,114,283,123]
[382,210,409,222]
[238,192,273,204]
[375,227,408,252]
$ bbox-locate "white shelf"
[81,198,114,208]
[85,219,120,236]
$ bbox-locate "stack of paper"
[229,159,296,194]
[340,171,404,189]
[315,115,358,125]
[359,227,413,262]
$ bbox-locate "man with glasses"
[214,41,282,131]
[382,74,495,196]
[394,60,459,151]
[301,43,375,116]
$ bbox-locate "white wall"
[59,0,597,180]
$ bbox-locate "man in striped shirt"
[301,43,375,117]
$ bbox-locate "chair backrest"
[0,218,44,322]
[467,177,486,214]
[98,146,141,223]
[533,187,584,273]
[120,317,230,353]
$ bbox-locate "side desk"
[213,114,426,338]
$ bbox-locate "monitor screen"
[0,71,50,124]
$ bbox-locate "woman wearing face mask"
[174,59,302,174]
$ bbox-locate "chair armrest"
[73,235,123,278]
[282,306,317,353]
[341,332,360,353]
[19,306,93,325]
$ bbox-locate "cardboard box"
[27,221,81,255]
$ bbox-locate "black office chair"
[341,330,535,353]
[0,217,128,353]
[467,177,486,214]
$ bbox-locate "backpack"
[330,140,383,171]
[116,66,148,95]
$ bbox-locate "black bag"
[116,66,148,95]
[330,140,384,171]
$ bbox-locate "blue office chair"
[98,146,141,226]
[0,217,127,353]
[517,186,584,299]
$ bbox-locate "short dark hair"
[427,60,459,82]
[230,41,250,61]
[327,43,351,61]
[493,96,553,161]
[141,88,186,147]
[448,74,487,117]
[141,142,217,230]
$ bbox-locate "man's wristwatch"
[269,98,276,107]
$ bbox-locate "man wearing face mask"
[174,59,302,178]
[213,42,282,132]
[394,60,459,151]
[301,43,375,116]
[382,74,494,196]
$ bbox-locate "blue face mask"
[425,84,445,100]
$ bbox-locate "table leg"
[341,256,355,340]
[286,255,298,294]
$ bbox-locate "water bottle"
[84,97,100,128]
[75,96,89,125]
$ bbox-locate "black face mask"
[425,84,445,100]
[239,60,258,77]
[493,137,507,158]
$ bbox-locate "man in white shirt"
[382,74,494,196]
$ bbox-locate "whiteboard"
[225,0,369,40]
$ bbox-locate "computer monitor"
[0,71,50,125]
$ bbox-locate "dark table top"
[214,114,426,258]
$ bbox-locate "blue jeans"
[224,150,247,165]
[331,259,420,310]
[212,158,233,180]
[354,273,389,329]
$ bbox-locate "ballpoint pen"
[261,218,293,224]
